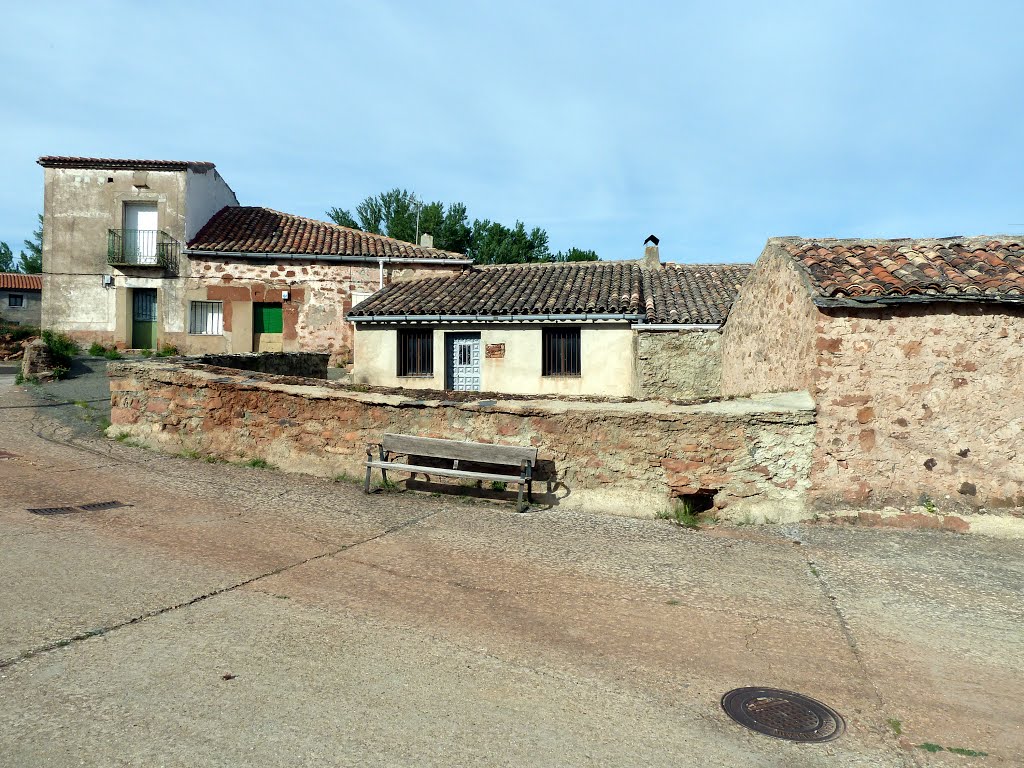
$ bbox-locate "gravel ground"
[0,373,1020,767]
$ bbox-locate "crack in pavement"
[0,507,440,671]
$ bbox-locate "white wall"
[353,322,636,397]
[185,167,239,242]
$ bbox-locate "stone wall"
[107,359,815,521]
[187,259,464,365]
[634,330,721,401]
[721,243,819,397]
[198,352,329,379]
[810,302,1024,512]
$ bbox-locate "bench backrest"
[381,434,538,467]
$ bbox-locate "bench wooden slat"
[381,434,537,466]
[366,461,526,485]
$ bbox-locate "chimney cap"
[644,234,660,246]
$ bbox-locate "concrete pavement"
[0,377,1020,766]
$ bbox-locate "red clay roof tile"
[0,273,42,291]
[187,206,467,261]
[779,236,1024,303]
[348,261,751,324]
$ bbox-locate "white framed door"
[445,333,481,391]
[123,203,159,263]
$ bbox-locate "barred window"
[8,294,24,308]
[397,329,433,377]
[542,327,581,377]
[189,301,223,335]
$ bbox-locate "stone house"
[721,235,1024,512]
[349,243,750,398]
[0,273,42,326]
[36,156,469,362]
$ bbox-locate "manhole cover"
[77,500,129,512]
[721,687,845,742]
[27,506,80,516]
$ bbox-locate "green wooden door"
[131,289,157,349]
[253,303,284,352]
[253,303,283,333]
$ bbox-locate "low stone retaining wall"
[107,358,816,520]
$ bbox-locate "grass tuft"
[917,743,944,753]
[245,458,273,469]
[947,747,988,757]
[886,718,902,736]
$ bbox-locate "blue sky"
[2,1,1022,264]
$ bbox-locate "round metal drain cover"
[721,687,845,742]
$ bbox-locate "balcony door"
[124,203,159,264]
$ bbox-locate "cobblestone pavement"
[0,374,1020,767]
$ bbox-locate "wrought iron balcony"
[107,229,179,268]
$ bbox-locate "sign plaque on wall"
[485,343,505,359]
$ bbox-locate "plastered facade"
[353,323,636,397]
[0,288,41,326]
[41,164,236,349]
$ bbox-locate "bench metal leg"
[517,482,525,512]
[364,463,372,494]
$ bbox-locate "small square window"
[542,327,581,377]
[189,301,223,335]
[8,294,24,308]
[397,329,433,377]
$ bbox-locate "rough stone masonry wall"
[721,244,819,397]
[811,302,1024,512]
[188,259,463,365]
[107,359,815,521]
[634,330,722,400]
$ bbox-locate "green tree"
[550,247,599,262]
[19,214,43,273]
[468,220,550,264]
[327,191,597,263]
[326,207,360,229]
[0,242,15,272]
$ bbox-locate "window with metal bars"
[397,329,433,376]
[542,327,581,377]
[189,301,223,335]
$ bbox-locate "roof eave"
[813,293,1024,308]
[183,249,472,265]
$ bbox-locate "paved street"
[0,374,1021,767]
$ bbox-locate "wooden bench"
[364,434,538,511]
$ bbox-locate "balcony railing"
[107,229,179,268]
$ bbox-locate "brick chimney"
[419,233,434,248]
[643,234,660,269]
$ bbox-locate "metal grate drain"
[77,500,129,512]
[721,687,845,743]
[27,500,131,516]
[27,506,80,516]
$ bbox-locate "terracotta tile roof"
[348,261,751,324]
[188,206,468,261]
[0,273,42,291]
[642,263,752,323]
[779,236,1024,304]
[37,156,215,172]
